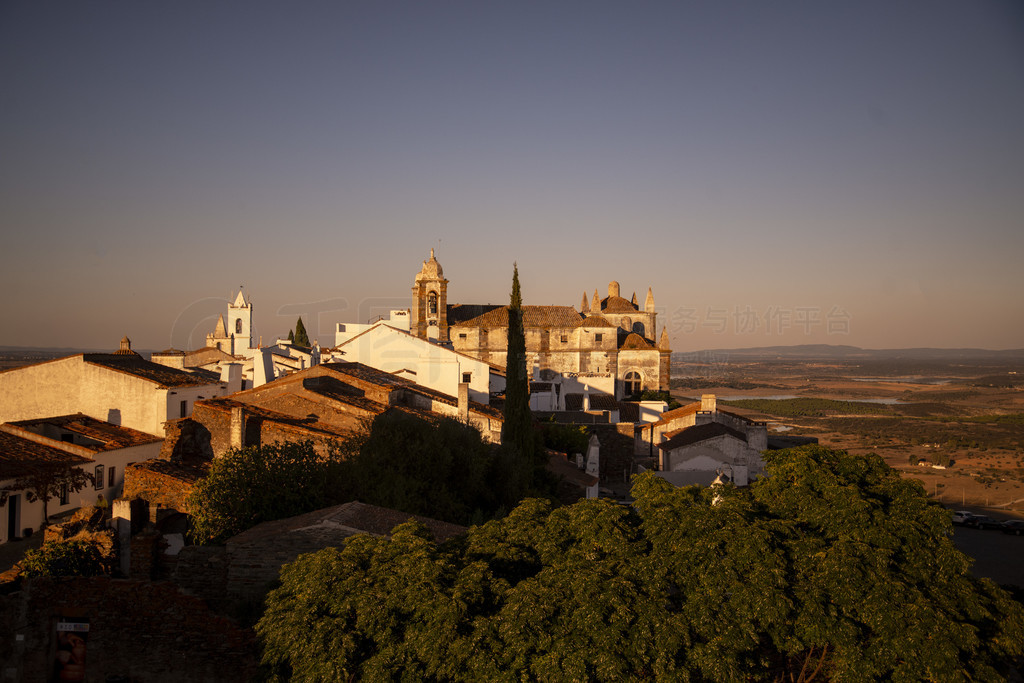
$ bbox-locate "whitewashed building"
[0,337,228,437]
[0,415,162,543]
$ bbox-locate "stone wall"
[0,577,256,682]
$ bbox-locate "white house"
[0,415,162,543]
[637,394,769,487]
[0,337,228,437]
[335,309,411,347]
[331,322,500,404]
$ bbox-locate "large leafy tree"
[186,440,346,545]
[258,445,1024,681]
[340,410,500,525]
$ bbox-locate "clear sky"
[2,1,1022,352]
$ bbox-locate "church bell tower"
[411,248,448,342]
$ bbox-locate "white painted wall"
[335,310,411,347]
[0,356,227,436]
[337,324,492,402]
[0,440,162,543]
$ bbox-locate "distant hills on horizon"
[3,343,1024,364]
[674,344,1024,361]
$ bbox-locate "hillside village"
[0,251,801,679]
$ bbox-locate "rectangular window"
[462,372,472,383]
[595,333,603,342]
[459,333,467,340]
[560,335,568,343]
[180,400,187,418]
[108,466,116,488]
[61,433,74,443]
[59,484,69,506]
[94,465,104,491]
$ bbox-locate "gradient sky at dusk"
[2,1,1022,352]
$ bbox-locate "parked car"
[965,515,1002,530]
[1000,520,1024,536]
[951,510,976,525]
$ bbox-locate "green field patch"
[720,397,894,418]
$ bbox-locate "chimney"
[458,382,469,422]
[220,362,242,393]
[701,394,717,412]
[230,405,245,450]
[608,281,620,298]
[582,385,591,412]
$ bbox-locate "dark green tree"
[20,540,105,578]
[293,316,310,347]
[286,329,294,343]
[257,445,1024,681]
[500,263,543,501]
[186,440,346,545]
[340,411,500,525]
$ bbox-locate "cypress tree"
[294,317,310,347]
[501,263,537,491]
[287,329,294,343]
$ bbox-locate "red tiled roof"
[453,305,584,329]
[657,422,747,451]
[579,314,617,328]
[8,414,162,451]
[620,333,655,350]
[227,500,466,547]
[83,353,219,388]
[601,296,639,313]
[648,402,701,427]
[0,431,91,480]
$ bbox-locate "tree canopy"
[21,540,105,578]
[258,445,1024,681]
[186,440,347,545]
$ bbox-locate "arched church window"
[235,319,243,334]
[624,371,642,396]
[428,292,438,316]
[632,321,645,337]
[621,316,632,332]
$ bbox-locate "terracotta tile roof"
[579,314,617,328]
[8,414,162,451]
[152,348,186,356]
[0,430,91,480]
[453,305,584,329]
[546,451,598,488]
[128,458,209,484]
[227,500,466,547]
[320,362,415,389]
[648,402,701,427]
[83,353,219,388]
[447,304,502,325]
[619,333,655,350]
[657,422,747,451]
[601,296,639,313]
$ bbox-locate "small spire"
[430,247,435,260]
[591,289,600,312]
[631,291,638,306]
[645,286,655,313]
[581,292,590,313]
[659,327,671,351]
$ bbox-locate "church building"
[205,289,256,357]
[408,250,670,399]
